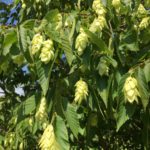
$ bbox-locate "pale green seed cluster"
[75,28,88,55]
[39,124,59,150]
[74,79,88,104]
[123,76,140,103]
[31,33,55,64]
[137,4,150,30]
[89,16,107,33]
[35,97,47,121]
[39,39,54,64]
[139,17,150,30]
[92,0,106,16]
[90,0,107,33]
[137,4,147,17]
[31,33,43,55]
[112,0,121,12]
[97,58,109,76]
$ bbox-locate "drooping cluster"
[35,97,47,121]
[39,124,59,150]
[75,28,88,55]
[31,33,43,55]
[39,39,54,64]
[74,79,88,104]
[137,4,147,17]
[97,57,109,76]
[89,0,107,33]
[31,33,55,64]
[137,4,150,30]
[89,16,107,33]
[112,0,121,13]
[139,17,150,29]
[123,76,140,103]
[92,0,106,16]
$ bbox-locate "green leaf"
[17,94,37,117]
[43,9,59,24]
[54,115,69,150]
[137,67,149,110]
[65,103,79,139]
[116,74,136,131]
[18,25,33,63]
[36,61,50,96]
[14,94,38,123]
[84,29,109,53]
[97,77,108,107]
[61,35,73,66]
[105,56,118,68]
[21,19,35,29]
[3,29,17,55]
[36,48,58,95]
[19,26,27,52]
[22,95,37,115]
[119,30,139,51]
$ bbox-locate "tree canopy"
[0,0,150,149]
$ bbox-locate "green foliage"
[0,0,150,149]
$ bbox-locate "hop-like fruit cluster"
[74,79,88,104]
[35,97,47,121]
[137,4,147,17]
[97,58,109,76]
[39,124,59,150]
[89,16,106,33]
[90,0,107,33]
[39,39,54,64]
[112,0,121,12]
[123,76,140,103]
[75,28,88,55]
[139,17,150,30]
[92,0,106,16]
[31,33,43,55]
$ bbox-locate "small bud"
[22,3,26,9]
[29,118,33,126]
